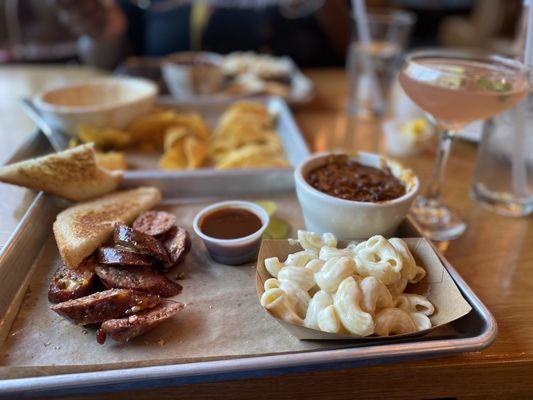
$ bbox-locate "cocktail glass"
[399,49,529,240]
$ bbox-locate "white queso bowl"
[294,152,419,239]
[33,77,158,135]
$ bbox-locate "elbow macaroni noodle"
[389,238,426,284]
[285,251,312,267]
[410,312,432,331]
[279,279,311,319]
[374,308,417,336]
[264,250,312,278]
[314,256,354,294]
[278,266,315,291]
[395,294,435,316]
[334,276,375,336]
[304,259,325,273]
[289,230,337,257]
[262,232,436,337]
[319,246,355,261]
[353,236,403,285]
[260,288,304,326]
[304,290,333,330]
[359,276,394,314]
[318,305,341,333]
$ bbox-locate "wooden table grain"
[1,67,532,399]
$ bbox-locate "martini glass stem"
[426,129,455,200]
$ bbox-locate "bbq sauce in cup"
[193,201,270,265]
[200,208,263,239]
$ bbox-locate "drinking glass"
[347,9,415,119]
[399,49,529,240]
[472,95,533,216]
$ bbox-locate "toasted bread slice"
[0,144,123,201]
[53,187,162,268]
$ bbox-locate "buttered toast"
[53,187,162,268]
[0,144,122,201]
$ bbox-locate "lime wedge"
[255,201,278,217]
[436,75,463,90]
[476,77,511,92]
[265,217,290,239]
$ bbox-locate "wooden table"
[1,66,532,400]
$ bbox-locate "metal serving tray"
[12,96,310,197]
[0,171,497,398]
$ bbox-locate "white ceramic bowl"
[294,152,419,239]
[193,200,270,265]
[33,77,158,135]
[162,51,224,98]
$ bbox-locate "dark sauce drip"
[200,208,263,240]
[306,155,406,202]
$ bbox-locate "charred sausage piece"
[163,226,191,269]
[98,247,154,267]
[132,211,176,237]
[48,257,96,303]
[96,328,107,344]
[99,300,185,343]
[114,225,170,264]
[95,265,182,297]
[50,288,160,325]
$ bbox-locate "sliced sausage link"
[95,265,182,297]
[48,257,96,303]
[100,300,184,342]
[50,288,160,325]
[132,211,176,237]
[114,224,170,264]
[98,247,154,267]
[163,226,191,269]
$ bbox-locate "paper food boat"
[256,238,472,340]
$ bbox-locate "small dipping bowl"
[193,201,270,265]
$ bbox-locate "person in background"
[50,0,352,69]
[438,0,522,56]
[0,0,79,63]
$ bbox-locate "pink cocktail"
[399,50,529,240]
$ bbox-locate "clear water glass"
[472,94,533,216]
[346,9,415,120]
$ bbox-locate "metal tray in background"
[8,96,310,198]
[0,171,497,398]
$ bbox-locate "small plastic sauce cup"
[193,201,270,265]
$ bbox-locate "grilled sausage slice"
[50,289,159,325]
[132,211,176,237]
[95,265,182,297]
[48,257,96,303]
[98,247,154,267]
[98,300,184,343]
[114,225,170,264]
[163,226,191,269]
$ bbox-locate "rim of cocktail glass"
[402,48,529,79]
